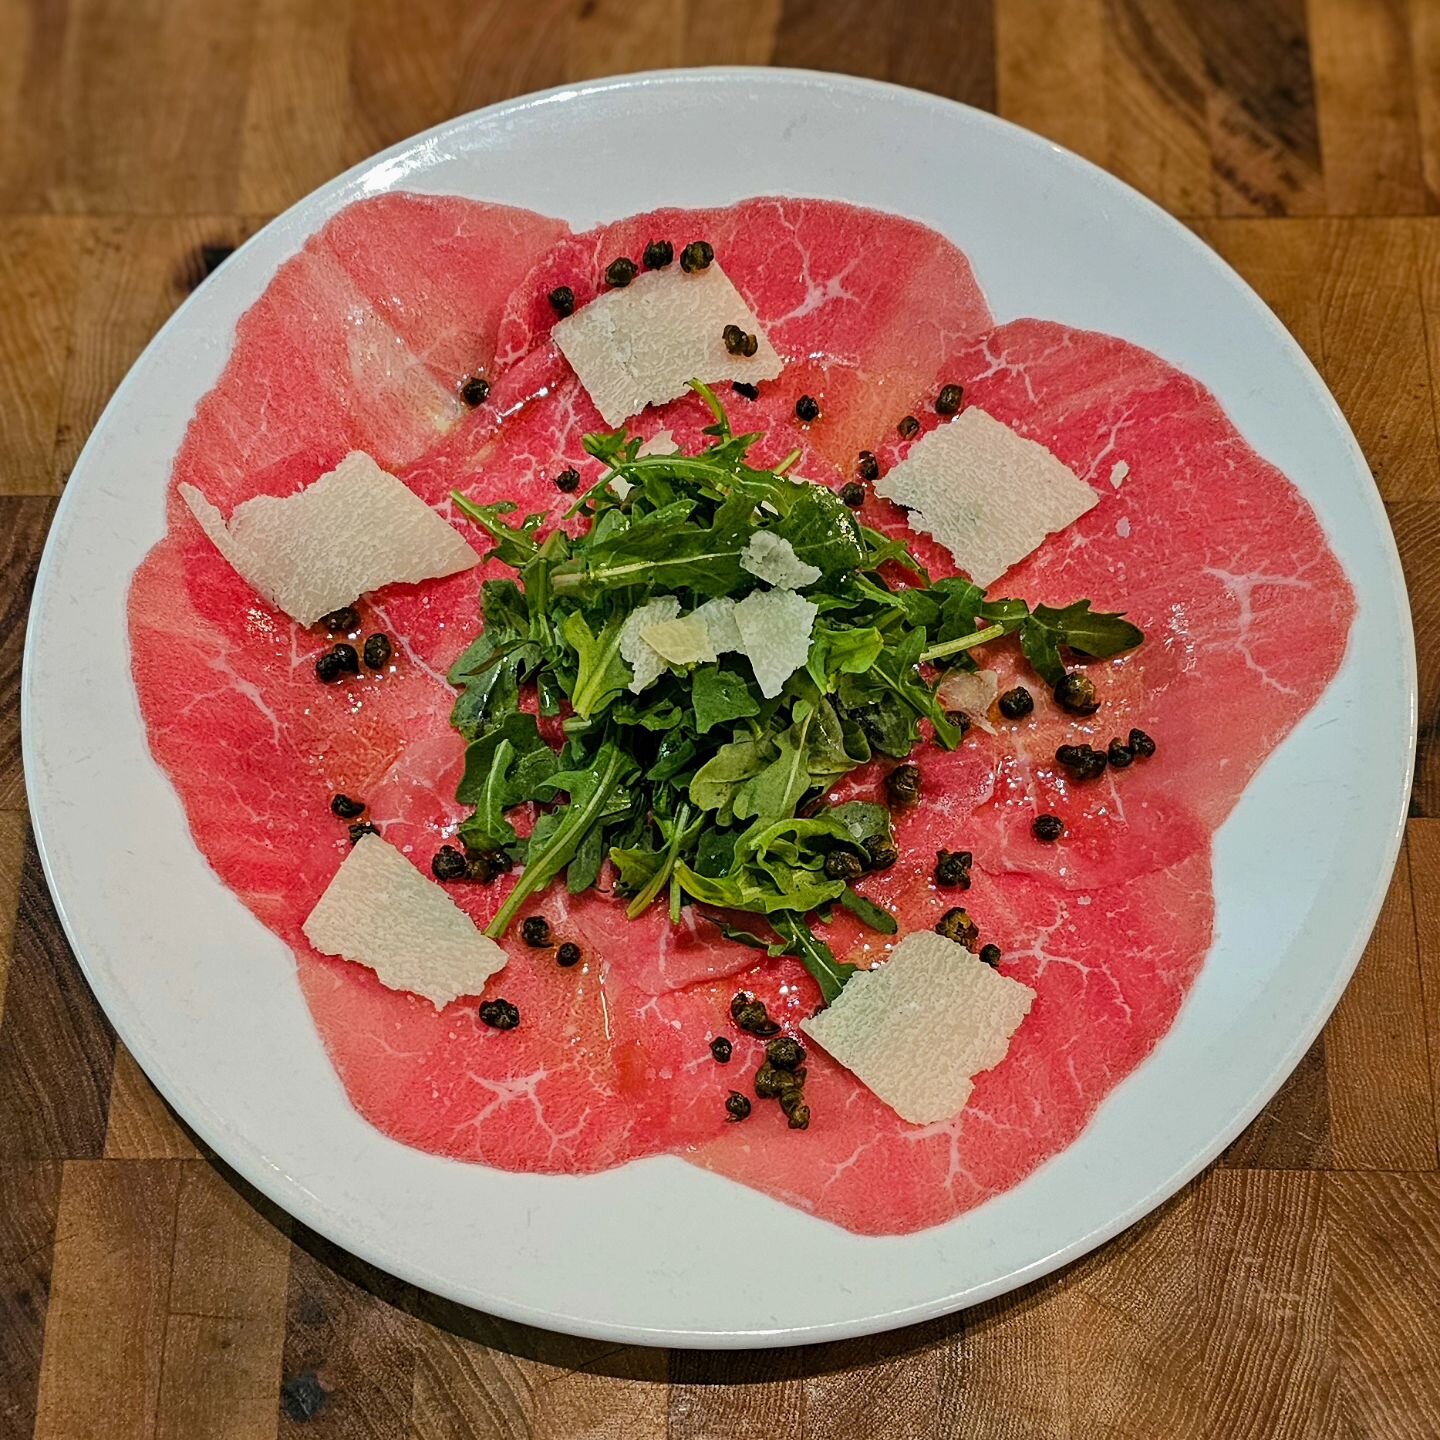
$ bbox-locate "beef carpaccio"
[128,192,1353,1234]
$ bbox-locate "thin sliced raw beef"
[858,319,1355,889]
[495,198,993,468]
[671,853,1214,1234]
[128,192,1352,1231]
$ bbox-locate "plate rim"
[21,65,1417,1349]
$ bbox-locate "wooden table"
[2,3,1438,1436]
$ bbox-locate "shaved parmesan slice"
[936,668,999,733]
[802,931,1035,1125]
[620,596,682,693]
[636,429,677,457]
[693,597,742,655]
[642,616,716,667]
[733,587,817,699]
[303,833,508,1010]
[1109,459,1130,489]
[740,531,821,589]
[180,451,479,627]
[552,262,783,426]
[874,409,1097,586]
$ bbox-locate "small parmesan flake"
[936,668,999,733]
[874,409,1098,586]
[552,262,783,427]
[1109,459,1130,489]
[180,451,479,627]
[740,531,821,589]
[693,597,742,655]
[641,616,716,666]
[801,931,1035,1125]
[302,833,508,1010]
[620,596,681,693]
[636,429,677,457]
[733,587,817,699]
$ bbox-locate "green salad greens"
[446,383,1141,1004]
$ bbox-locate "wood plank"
[1309,0,1430,216]
[1196,0,1326,216]
[1416,220,1440,492]
[1402,819,1440,1158]
[0,829,115,1161]
[936,1275,1071,1438]
[405,1291,668,1440]
[772,0,996,109]
[1219,1036,1332,1169]
[1414,0,1440,211]
[0,810,26,1033]
[802,1323,945,1440]
[279,1232,417,1437]
[104,1045,204,1161]
[1192,1169,1341,1438]
[0,0,65,213]
[0,1162,62,1440]
[0,499,56,808]
[48,0,255,215]
[1103,0,1214,216]
[32,1160,184,1440]
[996,0,1107,166]
[154,1163,290,1440]
[1200,218,1436,501]
[566,0,683,83]
[53,216,262,485]
[668,1348,807,1439]
[1327,1171,1440,1432]
[1389,502,1440,817]
[1324,833,1436,1170]
[0,219,80,494]
[1063,1191,1202,1434]
[682,0,781,66]
[238,0,355,215]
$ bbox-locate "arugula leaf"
[806,624,885,691]
[837,887,898,934]
[769,914,858,1006]
[830,801,894,850]
[771,483,867,576]
[1028,600,1144,672]
[485,743,635,938]
[562,611,631,718]
[691,666,760,735]
[689,735,772,820]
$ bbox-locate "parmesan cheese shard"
[733,588,817,699]
[636,429,677,457]
[874,409,1098,586]
[551,262,784,426]
[740,531,821,590]
[936,668,999,733]
[641,616,717,667]
[693,597,742,655]
[620,596,682,693]
[180,451,480,627]
[302,833,508,1010]
[801,931,1036,1125]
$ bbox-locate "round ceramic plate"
[23,69,1414,1348]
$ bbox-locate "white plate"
[22,69,1414,1348]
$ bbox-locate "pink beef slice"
[670,852,1214,1235]
[127,194,704,1171]
[858,319,1356,889]
[494,198,994,470]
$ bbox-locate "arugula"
[448,382,1144,1008]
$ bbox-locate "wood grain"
[0,221,79,495]
[1324,832,1436,1170]
[32,1161,184,1440]
[1308,0,1431,216]
[2,4,1439,1436]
